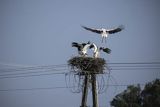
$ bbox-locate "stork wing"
[72,42,84,51]
[107,25,124,34]
[72,42,78,47]
[102,48,111,54]
[81,26,102,34]
[72,42,82,49]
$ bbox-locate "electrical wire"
[0,62,159,79]
[0,69,68,77]
[108,62,160,64]
[1,61,160,72]
[0,84,146,92]
[0,67,159,79]
[0,72,68,79]
[0,64,67,73]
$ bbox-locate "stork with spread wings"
[82,25,124,43]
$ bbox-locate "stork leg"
[105,37,107,43]
[101,37,104,43]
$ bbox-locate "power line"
[0,67,159,79]
[0,62,159,74]
[0,62,159,79]
[1,63,160,73]
[0,67,159,77]
[108,62,160,65]
[0,84,146,92]
[0,86,67,92]
[0,69,68,77]
[1,62,160,72]
[0,64,67,73]
[110,67,160,70]
[109,65,160,67]
[0,72,68,79]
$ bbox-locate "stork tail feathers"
[103,48,111,54]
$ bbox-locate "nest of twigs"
[68,56,106,74]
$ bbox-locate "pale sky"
[0,0,160,107]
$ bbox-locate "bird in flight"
[72,41,91,57]
[82,25,124,43]
[89,43,111,58]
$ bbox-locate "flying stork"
[82,25,124,43]
[72,41,91,57]
[89,43,111,58]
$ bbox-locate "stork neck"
[92,43,98,53]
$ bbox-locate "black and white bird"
[72,41,91,57]
[82,25,124,43]
[89,43,111,58]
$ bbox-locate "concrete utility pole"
[80,75,89,107]
[91,74,99,107]
[80,74,99,107]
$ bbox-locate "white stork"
[89,43,111,58]
[72,41,91,57]
[82,25,124,43]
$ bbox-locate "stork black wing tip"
[72,42,78,47]
[119,25,125,30]
[81,25,88,29]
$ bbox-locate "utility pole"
[80,75,89,107]
[91,74,99,107]
[68,57,106,107]
[80,74,99,107]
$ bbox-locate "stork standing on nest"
[72,41,91,57]
[89,43,111,58]
[82,25,124,43]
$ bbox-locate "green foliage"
[111,79,160,107]
[111,85,142,107]
[141,79,160,107]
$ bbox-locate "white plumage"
[72,41,91,57]
[82,25,124,43]
[90,43,111,58]
[90,43,99,58]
